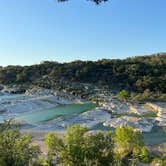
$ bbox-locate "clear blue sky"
[0,0,166,66]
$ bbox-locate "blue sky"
[0,0,166,66]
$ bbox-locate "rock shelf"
[0,87,166,133]
[103,116,155,132]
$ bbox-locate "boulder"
[102,99,130,114]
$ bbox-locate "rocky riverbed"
[0,86,166,135]
[99,98,166,132]
[0,86,83,122]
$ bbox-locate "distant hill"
[0,53,165,100]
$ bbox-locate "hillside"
[0,53,165,101]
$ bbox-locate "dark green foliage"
[114,126,149,166]
[57,0,109,5]
[139,147,151,163]
[114,126,144,156]
[0,122,155,166]
[0,120,40,166]
[117,90,129,100]
[44,124,151,166]
[45,124,114,166]
[0,53,165,100]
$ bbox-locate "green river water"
[17,102,96,124]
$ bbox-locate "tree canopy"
[0,54,165,101]
[0,121,164,165]
[44,124,152,166]
[0,120,40,166]
[45,124,114,165]
[57,0,109,5]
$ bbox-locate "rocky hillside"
[0,53,165,101]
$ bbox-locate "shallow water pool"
[16,103,96,124]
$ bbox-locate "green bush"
[0,120,40,166]
[45,124,114,166]
[117,90,129,100]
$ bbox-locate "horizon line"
[0,52,165,67]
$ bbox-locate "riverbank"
[1,87,166,133]
[1,86,166,148]
[0,87,88,122]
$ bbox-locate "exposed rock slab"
[130,104,151,115]
[145,102,166,126]
[102,99,130,114]
[103,116,155,132]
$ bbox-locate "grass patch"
[112,111,157,118]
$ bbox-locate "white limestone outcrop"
[145,102,166,126]
[102,99,130,114]
[129,104,150,115]
[103,116,155,132]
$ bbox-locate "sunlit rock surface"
[129,104,151,115]
[102,99,130,114]
[103,116,155,132]
[146,102,166,126]
[25,87,82,102]
[0,94,72,113]
[0,88,166,133]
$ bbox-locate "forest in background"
[0,53,165,101]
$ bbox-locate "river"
[16,103,96,124]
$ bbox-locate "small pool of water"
[143,126,166,145]
[16,102,96,124]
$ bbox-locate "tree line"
[57,0,109,5]
[0,53,165,96]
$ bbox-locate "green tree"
[117,90,129,100]
[30,156,50,166]
[57,0,109,5]
[45,124,114,166]
[139,147,150,163]
[114,126,144,165]
[114,126,144,155]
[0,120,40,166]
[83,131,114,165]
